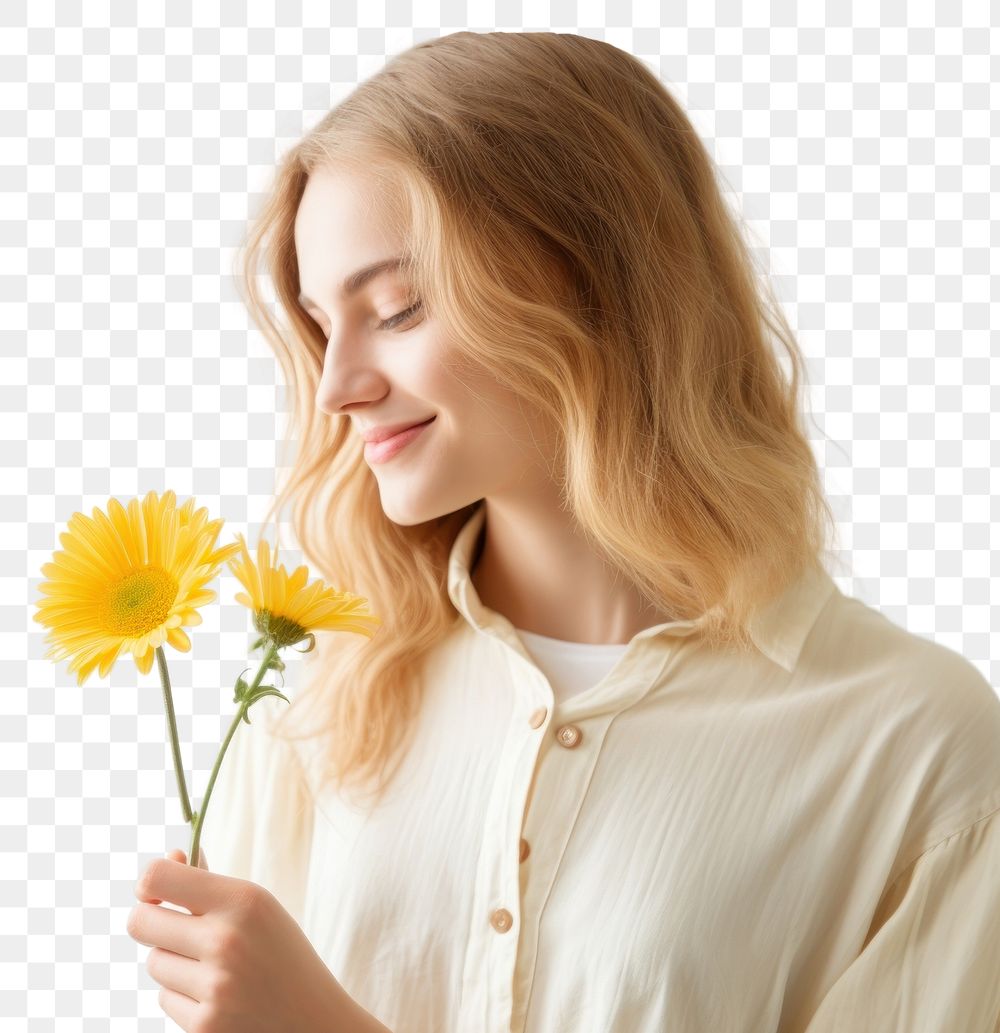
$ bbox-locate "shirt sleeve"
[195,694,315,930]
[801,798,1000,1033]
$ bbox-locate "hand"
[127,848,365,1032]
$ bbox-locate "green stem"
[155,644,195,826]
[188,641,280,868]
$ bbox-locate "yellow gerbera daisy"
[227,533,381,650]
[33,490,242,685]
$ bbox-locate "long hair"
[232,30,837,810]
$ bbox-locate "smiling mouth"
[364,416,435,463]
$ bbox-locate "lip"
[360,417,436,444]
[363,416,435,464]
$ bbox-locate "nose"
[313,331,386,417]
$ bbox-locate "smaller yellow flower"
[33,490,242,686]
[227,533,381,650]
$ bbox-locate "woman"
[139,30,1000,1033]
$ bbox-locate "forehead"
[294,164,408,265]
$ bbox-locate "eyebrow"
[297,256,404,309]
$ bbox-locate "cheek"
[420,350,549,457]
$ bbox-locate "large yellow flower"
[33,490,241,685]
[227,533,381,650]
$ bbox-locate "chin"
[378,485,474,528]
[377,490,437,528]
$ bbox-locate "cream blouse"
[199,504,1000,1033]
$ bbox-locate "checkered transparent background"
[4,3,997,1029]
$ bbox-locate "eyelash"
[378,300,423,331]
[309,300,423,337]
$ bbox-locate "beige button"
[528,706,547,729]
[490,907,513,933]
[556,724,582,748]
[519,837,530,863]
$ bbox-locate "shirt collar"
[446,503,837,675]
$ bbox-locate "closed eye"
[304,299,423,339]
[378,300,423,331]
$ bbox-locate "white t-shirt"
[512,627,630,704]
[200,503,1000,1033]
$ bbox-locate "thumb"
[166,847,210,870]
[145,848,212,905]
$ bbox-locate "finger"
[170,847,210,870]
[127,901,204,960]
[138,848,211,908]
[135,857,229,916]
[157,985,200,1030]
[145,850,186,905]
[145,944,209,1001]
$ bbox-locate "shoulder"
[814,585,997,719]
[808,585,1000,844]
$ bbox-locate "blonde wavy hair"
[233,30,837,810]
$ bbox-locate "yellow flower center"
[100,565,178,638]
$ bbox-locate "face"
[293,164,560,526]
